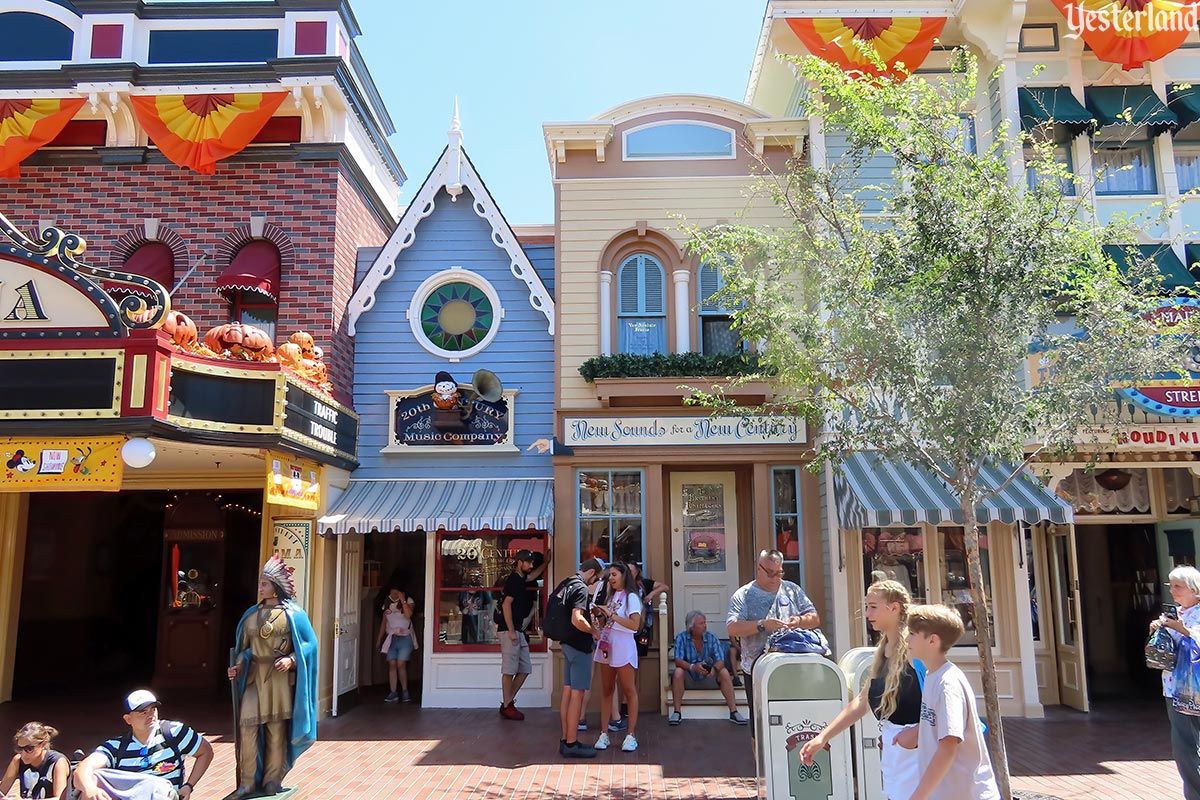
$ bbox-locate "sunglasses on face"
[758,563,784,578]
[14,744,38,754]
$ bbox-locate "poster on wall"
[0,436,124,492]
[271,519,311,608]
[265,450,321,510]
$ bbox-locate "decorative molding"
[347,143,555,336]
[743,118,808,156]
[543,122,613,164]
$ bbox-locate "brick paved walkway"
[0,689,1181,799]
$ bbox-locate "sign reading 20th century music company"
[563,415,806,447]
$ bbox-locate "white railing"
[658,590,669,715]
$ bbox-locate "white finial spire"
[447,96,463,200]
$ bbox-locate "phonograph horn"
[471,369,504,402]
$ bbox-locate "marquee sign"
[282,380,358,464]
[563,414,806,447]
[386,384,516,451]
[1124,299,1200,418]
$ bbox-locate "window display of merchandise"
[940,527,994,648]
[434,530,548,652]
[578,470,645,565]
[862,527,926,603]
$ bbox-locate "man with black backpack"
[72,690,213,800]
[545,557,605,758]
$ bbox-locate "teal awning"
[833,452,1073,528]
[1104,244,1194,292]
[1019,87,1095,133]
[1085,86,1178,130]
[1169,84,1200,128]
[319,479,554,535]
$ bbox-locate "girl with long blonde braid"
[799,580,923,800]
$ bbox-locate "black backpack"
[543,576,583,642]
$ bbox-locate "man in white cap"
[72,689,213,800]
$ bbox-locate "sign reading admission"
[563,415,805,447]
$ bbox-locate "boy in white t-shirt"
[896,604,1000,800]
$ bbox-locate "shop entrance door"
[1047,525,1089,712]
[669,472,739,639]
[331,535,362,716]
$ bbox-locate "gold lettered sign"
[0,436,124,492]
[271,519,311,608]
[265,450,321,511]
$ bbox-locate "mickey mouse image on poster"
[5,450,36,473]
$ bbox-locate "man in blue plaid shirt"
[670,611,748,726]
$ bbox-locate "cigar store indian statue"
[225,556,318,800]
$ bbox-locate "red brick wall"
[0,160,389,399]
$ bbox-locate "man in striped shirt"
[73,690,213,800]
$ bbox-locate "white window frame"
[407,267,505,362]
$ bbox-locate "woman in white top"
[1151,565,1200,800]
[376,587,417,703]
[591,563,642,753]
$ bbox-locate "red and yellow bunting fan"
[787,17,947,82]
[131,92,288,174]
[1050,0,1200,70]
[0,97,86,178]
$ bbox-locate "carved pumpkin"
[289,331,316,359]
[161,310,198,349]
[203,322,275,361]
[276,342,304,371]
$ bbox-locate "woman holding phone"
[591,563,642,753]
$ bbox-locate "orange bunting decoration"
[786,17,947,82]
[130,92,288,175]
[1050,0,1200,70]
[0,97,86,179]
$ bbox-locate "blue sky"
[351,1,766,225]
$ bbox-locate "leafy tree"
[687,50,1197,798]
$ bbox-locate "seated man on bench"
[670,611,748,726]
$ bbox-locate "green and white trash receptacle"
[839,647,885,800]
[753,652,853,800]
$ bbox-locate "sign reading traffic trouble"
[563,415,805,447]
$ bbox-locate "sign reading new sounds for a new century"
[563,415,805,447]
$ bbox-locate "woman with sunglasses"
[1,723,67,799]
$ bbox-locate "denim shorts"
[387,633,414,661]
[561,643,594,691]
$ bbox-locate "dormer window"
[623,122,736,161]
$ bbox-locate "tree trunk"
[962,489,1012,800]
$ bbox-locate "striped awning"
[834,452,1072,528]
[319,479,554,535]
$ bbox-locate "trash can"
[753,652,853,800]
[839,647,885,800]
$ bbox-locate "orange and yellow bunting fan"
[0,97,86,179]
[786,17,947,82]
[131,92,288,175]
[1050,0,1200,70]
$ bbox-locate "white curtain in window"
[1177,148,1200,193]
[1094,145,1156,194]
[1163,467,1197,513]
[1057,468,1151,513]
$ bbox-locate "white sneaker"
[593,732,610,750]
[621,734,638,752]
[668,711,682,725]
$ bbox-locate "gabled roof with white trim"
[345,113,554,336]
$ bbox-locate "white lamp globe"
[121,437,157,469]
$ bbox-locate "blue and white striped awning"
[833,452,1073,528]
[319,479,554,535]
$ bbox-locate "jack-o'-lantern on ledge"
[202,322,275,361]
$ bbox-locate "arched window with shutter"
[616,253,667,355]
[697,261,743,356]
[217,240,281,339]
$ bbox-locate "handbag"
[1147,626,1177,671]
[764,628,831,656]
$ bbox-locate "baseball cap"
[514,549,536,563]
[579,557,606,575]
[125,689,160,713]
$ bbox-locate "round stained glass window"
[419,281,495,352]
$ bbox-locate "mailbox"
[753,652,853,800]
[839,647,886,800]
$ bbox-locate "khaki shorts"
[500,631,531,675]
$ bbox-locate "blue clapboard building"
[321,109,557,708]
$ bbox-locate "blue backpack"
[765,628,832,656]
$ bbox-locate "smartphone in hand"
[1164,603,1180,620]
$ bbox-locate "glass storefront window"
[862,527,927,604]
[578,470,644,565]
[434,530,547,652]
[940,527,994,647]
[772,467,803,584]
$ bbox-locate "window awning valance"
[1018,87,1095,133]
[1169,84,1200,129]
[833,451,1073,528]
[319,479,554,536]
[1085,86,1178,131]
[217,240,281,302]
[1104,244,1194,293]
[105,242,175,298]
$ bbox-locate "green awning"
[1183,244,1200,278]
[1104,244,1194,291]
[1086,86,1178,130]
[1019,87,1095,133]
[1169,84,1200,128]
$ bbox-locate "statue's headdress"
[262,554,296,601]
